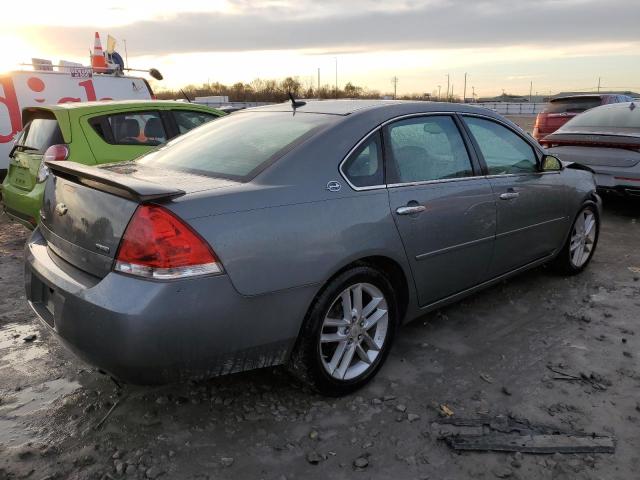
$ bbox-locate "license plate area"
[29,274,56,328]
[11,166,32,190]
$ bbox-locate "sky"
[0,0,638,97]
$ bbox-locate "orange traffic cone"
[91,32,107,73]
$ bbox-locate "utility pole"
[451,84,454,102]
[529,81,533,103]
[438,85,441,101]
[317,68,320,96]
[446,74,450,102]
[463,72,467,103]
[597,77,601,92]
[391,76,398,99]
[123,39,128,69]
[472,86,475,101]
[334,57,338,99]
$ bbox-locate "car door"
[81,110,169,164]
[460,115,568,277]
[384,114,496,307]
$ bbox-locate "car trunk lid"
[6,111,67,192]
[41,161,238,278]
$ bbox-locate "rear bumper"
[1,180,44,228]
[25,228,314,384]
[594,171,640,197]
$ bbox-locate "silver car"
[543,101,640,197]
[25,100,601,395]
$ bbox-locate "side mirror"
[541,154,562,172]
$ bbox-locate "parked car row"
[18,99,602,395]
[532,93,633,141]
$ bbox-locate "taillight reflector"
[43,144,69,162]
[114,204,223,280]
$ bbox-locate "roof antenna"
[180,89,192,103]
[288,91,306,110]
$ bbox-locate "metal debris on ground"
[436,415,615,454]
[438,404,454,417]
[546,364,611,391]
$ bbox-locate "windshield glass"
[18,118,63,154]
[563,103,640,129]
[544,97,602,114]
[138,111,337,181]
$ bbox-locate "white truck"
[0,70,154,179]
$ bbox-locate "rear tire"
[288,266,398,396]
[550,203,599,275]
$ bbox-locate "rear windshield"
[564,103,640,129]
[137,111,336,181]
[544,97,602,114]
[16,118,63,154]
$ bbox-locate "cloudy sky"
[1,0,638,96]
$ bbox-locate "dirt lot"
[0,196,639,480]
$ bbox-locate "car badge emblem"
[55,202,68,216]
[95,243,110,254]
[630,102,636,111]
[326,180,342,192]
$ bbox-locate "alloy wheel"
[569,209,597,268]
[319,282,389,381]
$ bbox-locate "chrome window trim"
[338,110,552,192]
[387,175,486,189]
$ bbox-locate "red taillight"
[43,144,69,162]
[114,204,223,279]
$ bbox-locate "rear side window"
[544,97,602,114]
[91,111,167,146]
[386,115,473,183]
[138,112,336,181]
[342,133,384,188]
[173,110,218,134]
[464,117,538,175]
[16,118,63,154]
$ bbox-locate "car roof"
[241,99,498,116]
[551,94,610,102]
[24,100,219,113]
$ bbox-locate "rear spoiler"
[46,161,185,202]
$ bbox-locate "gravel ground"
[0,196,639,480]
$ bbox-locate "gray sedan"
[25,100,601,395]
[543,101,640,197]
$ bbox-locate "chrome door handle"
[499,192,520,200]
[396,205,426,215]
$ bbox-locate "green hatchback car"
[1,100,223,228]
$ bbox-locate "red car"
[533,94,633,141]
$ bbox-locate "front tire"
[288,266,398,396]
[551,203,599,275]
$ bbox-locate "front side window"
[93,111,167,146]
[342,133,384,187]
[464,117,537,175]
[386,115,473,183]
[173,110,218,134]
[138,112,336,181]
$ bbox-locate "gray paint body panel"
[24,100,600,383]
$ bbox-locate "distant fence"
[194,101,272,109]
[473,102,547,115]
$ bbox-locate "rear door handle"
[499,192,520,200]
[396,205,426,215]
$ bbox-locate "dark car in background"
[543,101,640,197]
[533,94,633,141]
